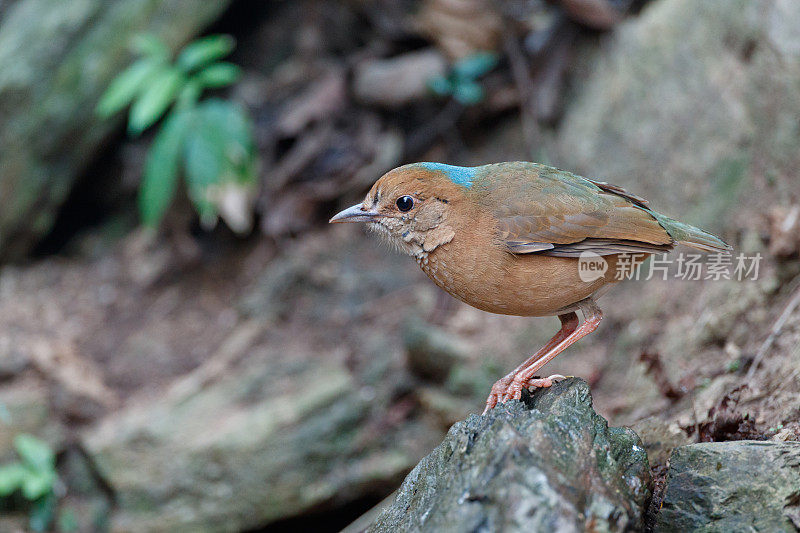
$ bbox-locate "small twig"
[267,122,334,192]
[167,319,266,399]
[745,283,800,381]
[529,22,578,123]
[503,33,541,157]
[557,0,624,30]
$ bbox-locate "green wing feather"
[649,212,732,253]
[474,162,729,256]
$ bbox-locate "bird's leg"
[501,300,603,404]
[482,312,579,414]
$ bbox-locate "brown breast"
[417,212,626,317]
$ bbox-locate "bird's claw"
[482,377,512,414]
[483,374,569,414]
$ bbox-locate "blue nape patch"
[418,162,476,188]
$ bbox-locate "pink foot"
[483,374,571,413]
[482,376,513,414]
[501,374,569,403]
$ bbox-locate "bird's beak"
[329,203,380,224]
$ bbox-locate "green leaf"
[183,99,258,225]
[132,34,169,61]
[452,80,485,105]
[176,79,202,110]
[427,75,453,97]
[192,62,241,89]
[184,110,224,187]
[183,114,224,221]
[21,469,54,500]
[29,492,57,532]
[452,51,498,80]
[96,58,163,118]
[128,68,185,135]
[193,99,256,181]
[176,35,235,72]
[139,109,191,228]
[14,434,54,472]
[0,462,26,496]
[209,100,254,163]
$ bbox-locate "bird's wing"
[484,163,674,257]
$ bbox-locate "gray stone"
[368,378,651,533]
[656,441,800,532]
[0,0,232,260]
[82,354,437,532]
[557,0,800,234]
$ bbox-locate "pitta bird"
[330,162,731,413]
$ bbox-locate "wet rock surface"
[656,441,800,532]
[367,379,651,533]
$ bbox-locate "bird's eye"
[396,195,414,212]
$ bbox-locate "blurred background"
[0,0,799,531]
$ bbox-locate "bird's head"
[330,163,474,258]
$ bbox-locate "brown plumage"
[330,162,731,413]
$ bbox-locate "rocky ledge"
[367,379,651,532]
[656,440,800,532]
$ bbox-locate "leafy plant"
[97,34,259,231]
[428,51,499,105]
[0,434,58,532]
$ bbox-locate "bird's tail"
[652,213,732,253]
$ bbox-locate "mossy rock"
[368,379,651,532]
[656,441,800,532]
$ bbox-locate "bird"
[330,162,731,414]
